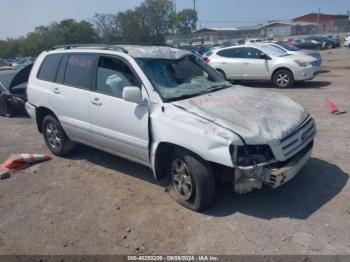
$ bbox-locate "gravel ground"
[0,48,349,255]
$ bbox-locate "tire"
[167,148,215,211]
[42,115,75,156]
[216,69,227,80]
[272,69,294,88]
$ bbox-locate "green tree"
[173,9,198,34]
[142,0,174,44]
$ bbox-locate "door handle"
[91,98,102,106]
[221,62,227,64]
[243,62,250,65]
[52,88,60,94]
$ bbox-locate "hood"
[173,86,309,144]
[9,63,33,92]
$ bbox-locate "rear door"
[241,47,270,80]
[50,53,97,143]
[89,55,149,165]
[215,47,243,79]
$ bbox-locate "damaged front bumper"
[234,142,313,193]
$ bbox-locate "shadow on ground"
[237,81,331,89]
[68,145,160,185]
[205,158,348,219]
[67,147,348,220]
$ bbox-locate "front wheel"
[272,69,294,88]
[167,149,216,211]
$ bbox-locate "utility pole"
[317,7,321,33]
[193,0,197,40]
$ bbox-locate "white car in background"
[207,44,320,88]
[263,42,322,66]
[245,39,263,44]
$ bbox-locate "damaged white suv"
[26,44,316,211]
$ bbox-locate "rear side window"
[217,48,242,58]
[37,54,62,82]
[64,54,96,89]
[243,48,265,59]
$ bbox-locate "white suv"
[26,44,316,211]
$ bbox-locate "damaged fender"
[149,103,244,180]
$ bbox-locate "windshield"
[137,55,232,102]
[276,42,299,51]
[260,45,288,57]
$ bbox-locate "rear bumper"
[25,102,36,120]
[294,66,320,81]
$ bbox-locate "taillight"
[205,58,210,64]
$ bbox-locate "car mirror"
[122,86,143,104]
[260,54,270,60]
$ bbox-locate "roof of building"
[293,13,349,21]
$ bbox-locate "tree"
[92,13,119,43]
[142,0,175,44]
[173,9,198,34]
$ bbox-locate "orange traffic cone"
[1,154,52,171]
[324,98,346,115]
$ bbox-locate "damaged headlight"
[231,145,275,167]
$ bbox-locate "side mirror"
[260,54,270,60]
[122,86,143,104]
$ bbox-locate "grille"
[280,117,316,159]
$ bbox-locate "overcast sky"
[0,0,349,40]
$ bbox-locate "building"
[169,12,350,46]
[293,13,350,33]
[193,21,317,45]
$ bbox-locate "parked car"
[345,33,350,41]
[345,40,350,48]
[245,38,263,44]
[263,42,322,66]
[0,64,32,116]
[208,44,320,88]
[26,44,316,211]
[305,36,337,49]
[291,39,322,50]
[0,60,12,71]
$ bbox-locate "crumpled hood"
[173,86,309,144]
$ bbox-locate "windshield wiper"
[165,84,232,102]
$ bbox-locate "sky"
[0,0,349,40]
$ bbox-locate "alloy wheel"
[171,158,193,201]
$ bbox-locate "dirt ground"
[0,48,350,255]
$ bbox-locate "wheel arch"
[271,67,294,81]
[35,107,59,133]
[152,142,211,181]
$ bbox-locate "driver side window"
[96,56,139,98]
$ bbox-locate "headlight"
[294,60,308,67]
[234,145,275,166]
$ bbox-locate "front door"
[241,47,270,80]
[89,55,149,165]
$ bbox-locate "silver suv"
[26,44,316,211]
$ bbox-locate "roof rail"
[51,44,128,53]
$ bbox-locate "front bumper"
[234,142,313,193]
[294,66,320,81]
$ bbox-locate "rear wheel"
[42,115,75,156]
[167,149,215,211]
[272,69,294,88]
